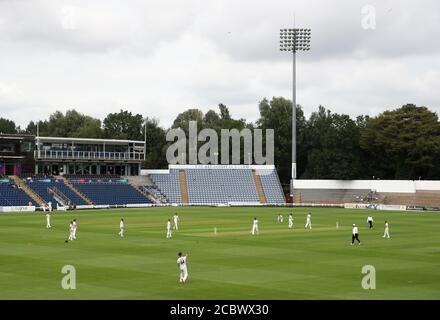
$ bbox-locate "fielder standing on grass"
[72,219,78,240]
[177,252,188,284]
[351,224,361,245]
[166,219,172,238]
[383,221,390,238]
[67,221,74,242]
[305,212,312,229]
[118,218,124,237]
[173,213,179,230]
[46,212,51,229]
[251,217,259,236]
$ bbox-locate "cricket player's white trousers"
[383,228,390,238]
[305,220,312,229]
[167,229,172,238]
[251,226,259,235]
[119,228,124,237]
[180,269,188,282]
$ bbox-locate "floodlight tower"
[279,28,311,193]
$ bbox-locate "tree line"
[1,100,439,187]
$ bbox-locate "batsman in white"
[288,213,294,229]
[177,252,188,284]
[166,219,172,238]
[305,213,312,229]
[251,217,259,236]
[277,214,283,223]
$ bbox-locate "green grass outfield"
[0,207,439,300]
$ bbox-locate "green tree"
[219,103,231,120]
[0,118,18,134]
[143,117,168,169]
[303,106,363,179]
[171,109,204,133]
[256,97,307,186]
[103,110,144,140]
[24,110,102,138]
[360,104,440,179]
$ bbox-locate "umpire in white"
[351,224,361,245]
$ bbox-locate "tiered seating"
[184,169,259,204]
[143,185,168,203]
[379,191,440,207]
[297,189,370,204]
[65,174,120,179]
[257,170,285,204]
[0,180,35,206]
[71,180,151,205]
[25,178,87,206]
[149,170,181,203]
[414,191,440,206]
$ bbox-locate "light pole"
[279,28,311,190]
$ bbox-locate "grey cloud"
[0,0,439,130]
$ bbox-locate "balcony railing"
[35,150,144,161]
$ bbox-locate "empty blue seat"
[0,182,35,206]
[71,182,151,205]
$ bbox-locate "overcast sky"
[1,0,439,129]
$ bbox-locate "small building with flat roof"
[0,133,35,175]
[34,136,145,176]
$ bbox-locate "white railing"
[35,150,144,161]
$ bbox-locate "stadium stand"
[295,189,370,204]
[0,179,35,206]
[149,170,182,204]
[146,166,286,205]
[142,185,168,204]
[257,169,286,204]
[184,168,259,204]
[25,178,88,206]
[64,174,121,179]
[378,191,440,207]
[71,179,151,205]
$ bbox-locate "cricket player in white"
[46,212,51,228]
[72,219,77,240]
[177,252,188,283]
[68,221,74,241]
[118,218,124,237]
[251,217,259,235]
[383,221,390,238]
[173,213,179,230]
[166,219,172,238]
[305,213,312,229]
[351,224,361,245]
[277,214,283,223]
[288,214,294,229]
[367,215,374,229]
